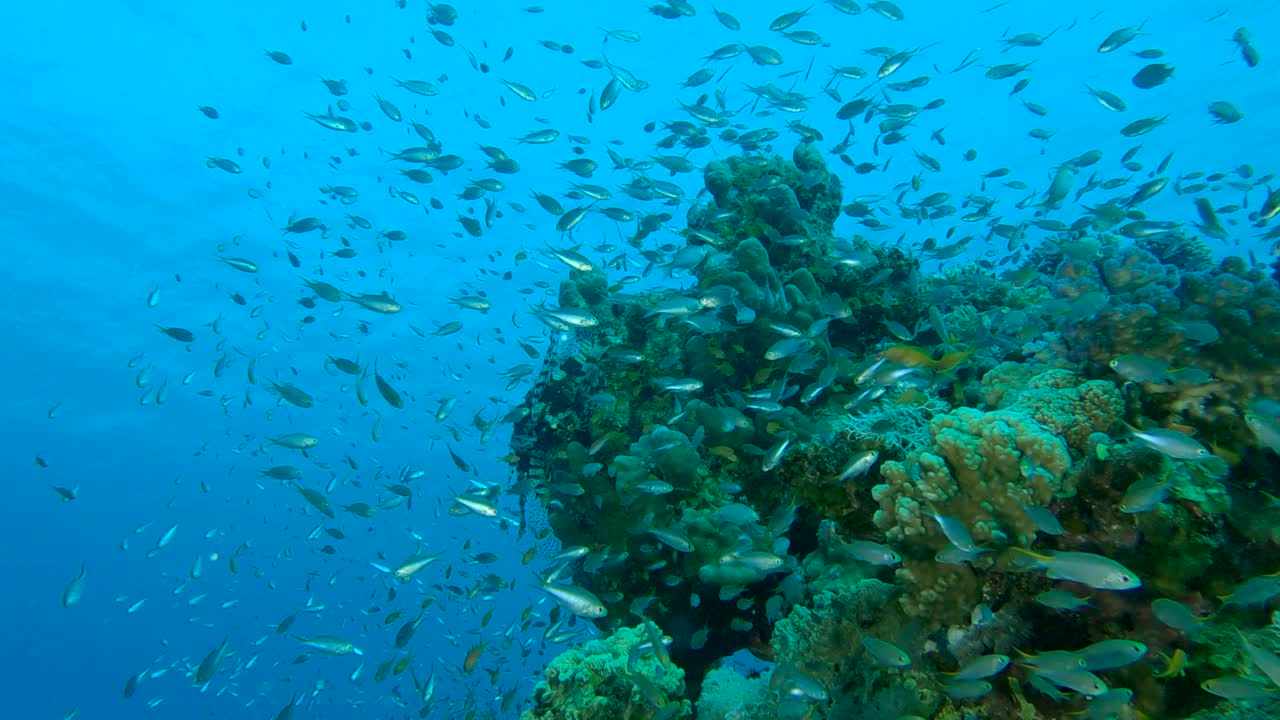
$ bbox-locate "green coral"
[522,625,691,720]
[772,578,896,687]
[770,576,943,720]
[696,150,842,272]
[1083,437,1230,591]
[616,425,704,492]
[1184,700,1280,720]
[733,237,775,284]
[798,521,873,597]
[678,504,788,592]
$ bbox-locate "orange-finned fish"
[881,345,972,372]
[463,642,485,673]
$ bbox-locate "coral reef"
[509,146,1280,720]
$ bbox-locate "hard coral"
[981,366,1124,455]
[771,577,898,688]
[872,407,1074,551]
[695,666,774,720]
[522,625,691,720]
[771,576,944,718]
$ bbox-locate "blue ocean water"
[2,0,1277,718]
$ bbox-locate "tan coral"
[872,407,1071,551]
[985,368,1123,455]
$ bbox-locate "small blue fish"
[1150,598,1204,635]
[931,512,978,553]
[1119,476,1170,513]
[1036,588,1091,612]
[1013,549,1141,590]
[1078,639,1147,671]
[1022,505,1064,535]
[1128,425,1211,460]
[861,637,911,667]
[953,654,1010,680]
[846,540,901,566]
[944,679,992,700]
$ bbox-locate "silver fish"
[1015,549,1141,590]
[538,577,607,618]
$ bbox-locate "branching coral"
[828,389,952,456]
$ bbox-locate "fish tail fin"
[1011,646,1038,661]
[1008,547,1050,567]
[931,349,974,374]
